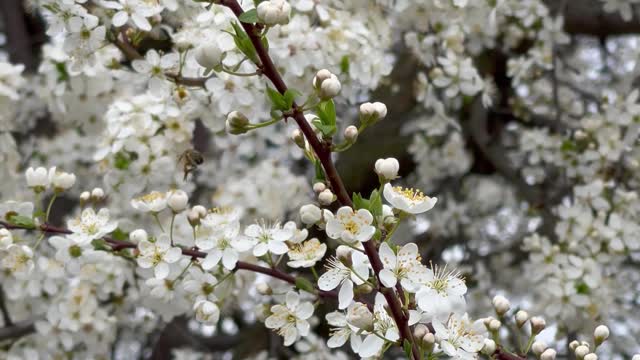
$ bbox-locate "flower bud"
[91,187,105,201]
[299,204,322,225]
[488,319,501,331]
[192,205,207,218]
[583,354,597,360]
[346,303,374,331]
[167,189,189,212]
[375,158,400,181]
[291,129,306,148]
[226,111,250,135]
[130,229,148,243]
[50,170,76,192]
[313,69,333,89]
[80,191,91,203]
[193,300,220,325]
[313,182,326,193]
[530,316,546,334]
[569,340,580,351]
[593,325,609,346]
[194,43,224,69]
[344,125,358,143]
[187,208,201,226]
[256,282,272,295]
[531,341,547,355]
[257,0,291,26]
[422,332,435,349]
[492,295,510,316]
[574,345,589,359]
[482,339,496,355]
[540,349,556,360]
[25,167,50,192]
[318,75,341,100]
[414,324,429,339]
[515,310,528,328]
[359,101,387,125]
[318,189,334,205]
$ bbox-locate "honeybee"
[178,149,204,181]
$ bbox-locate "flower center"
[394,186,426,202]
[344,220,360,234]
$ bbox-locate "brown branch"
[493,347,526,360]
[0,320,35,342]
[218,1,419,358]
[0,0,37,71]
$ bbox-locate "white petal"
[379,268,397,288]
[338,280,353,309]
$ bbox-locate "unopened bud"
[194,43,224,69]
[318,75,341,100]
[313,69,333,89]
[167,189,189,213]
[374,157,400,181]
[344,125,358,143]
[187,209,201,226]
[583,354,597,360]
[414,324,429,339]
[515,310,529,328]
[593,325,609,346]
[291,129,305,148]
[569,340,580,351]
[492,295,510,316]
[359,101,387,125]
[130,229,148,243]
[226,111,250,135]
[91,187,105,201]
[530,316,546,334]
[192,205,207,218]
[299,204,322,225]
[488,319,501,331]
[532,341,547,355]
[346,303,374,331]
[540,349,556,360]
[422,333,435,350]
[574,345,589,359]
[80,191,91,203]
[318,189,334,205]
[482,339,496,355]
[313,182,326,193]
[256,283,272,295]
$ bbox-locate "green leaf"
[111,228,128,241]
[283,89,302,109]
[266,86,288,111]
[314,160,326,183]
[403,339,412,359]
[91,239,111,251]
[369,189,383,218]
[315,100,337,136]
[238,9,258,23]
[561,139,576,152]
[295,277,315,293]
[231,22,259,64]
[352,193,370,211]
[312,118,336,136]
[340,55,350,74]
[114,151,132,170]
[6,214,35,230]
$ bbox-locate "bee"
[178,149,204,181]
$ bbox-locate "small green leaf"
[283,89,302,109]
[231,22,259,64]
[266,86,288,111]
[91,239,111,251]
[312,118,336,136]
[561,139,576,152]
[111,228,128,241]
[295,277,315,293]
[352,193,370,211]
[314,160,326,183]
[238,9,258,23]
[369,189,383,218]
[314,100,337,136]
[403,339,412,359]
[6,215,35,230]
[340,55,350,74]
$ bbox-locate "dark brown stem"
[493,347,527,360]
[219,1,419,358]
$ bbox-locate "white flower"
[49,235,90,273]
[346,302,374,331]
[166,189,189,213]
[25,166,50,191]
[244,222,292,257]
[103,0,162,31]
[358,294,400,358]
[318,249,370,309]
[194,43,224,70]
[287,238,327,268]
[432,313,485,359]
[413,264,467,320]
[375,158,400,180]
[131,50,179,97]
[265,291,314,346]
[194,299,220,325]
[49,168,76,191]
[299,204,322,225]
[137,234,182,279]
[67,208,118,244]
[257,0,292,26]
[383,183,437,214]
[326,310,360,349]
[0,229,13,250]
[378,242,422,289]
[183,267,219,302]
[196,220,253,270]
[1,244,34,278]
[325,207,376,243]
[131,191,167,213]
